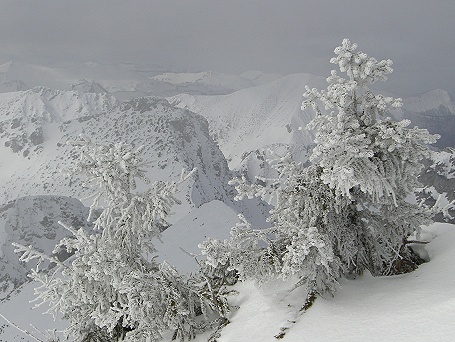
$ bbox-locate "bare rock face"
[418,148,455,223]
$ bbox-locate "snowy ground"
[212,222,455,342]
[1,219,454,341]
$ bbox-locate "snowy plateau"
[0,61,454,341]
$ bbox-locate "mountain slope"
[170,76,455,167]
[1,219,454,342]
[0,87,118,156]
[207,223,455,342]
[0,196,91,294]
[390,89,455,148]
[169,73,326,167]
[0,97,234,222]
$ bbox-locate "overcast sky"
[0,0,454,96]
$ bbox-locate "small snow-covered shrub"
[14,137,230,341]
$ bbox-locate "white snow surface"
[0,280,68,342]
[203,222,455,342]
[0,86,118,123]
[1,219,454,341]
[156,200,240,273]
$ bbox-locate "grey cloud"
[0,0,453,96]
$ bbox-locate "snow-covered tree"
[14,136,231,341]
[302,39,438,276]
[200,39,438,306]
[201,157,343,306]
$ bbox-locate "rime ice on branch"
[14,137,232,342]
[201,39,439,307]
[301,39,439,276]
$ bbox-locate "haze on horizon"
[0,0,454,97]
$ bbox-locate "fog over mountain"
[0,1,453,97]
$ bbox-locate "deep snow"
[1,220,454,341]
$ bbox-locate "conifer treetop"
[302,38,402,116]
[331,38,394,86]
[301,38,438,202]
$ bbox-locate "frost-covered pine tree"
[302,39,438,276]
[14,136,231,342]
[200,39,438,307]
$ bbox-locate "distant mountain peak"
[404,89,454,114]
[83,61,100,68]
[0,88,118,156]
[152,71,214,84]
[0,60,24,73]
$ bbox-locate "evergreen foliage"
[302,39,438,276]
[12,40,440,340]
[14,136,231,341]
[200,39,438,302]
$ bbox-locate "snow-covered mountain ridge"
[0,61,282,99]
[169,75,455,167]
[1,60,452,151]
[169,73,327,167]
[402,89,454,114]
[0,96,234,216]
[390,89,455,147]
[0,87,118,156]
[0,60,454,341]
